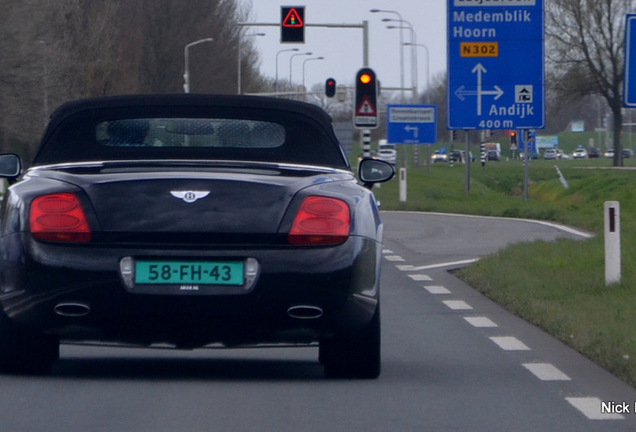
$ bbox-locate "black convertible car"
[0,94,393,378]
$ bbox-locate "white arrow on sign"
[454,63,503,115]
[405,125,419,138]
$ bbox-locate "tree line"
[0,0,266,159]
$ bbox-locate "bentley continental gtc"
[0,94,393,378]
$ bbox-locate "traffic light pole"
[238,21,369,67]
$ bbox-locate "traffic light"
[325,78,336,97]
[281,7,305,43]
[510,131,517,145]
[354,68,378,128]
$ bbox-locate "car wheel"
[320,304,381,379]
[0,312,59,375]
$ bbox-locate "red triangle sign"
[356,97,376,116]
[283,8,304,27]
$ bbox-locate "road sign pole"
[522,129,529,201]
[362,129,371,157]
[465,132,471,196]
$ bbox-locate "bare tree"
[546,0,636,166]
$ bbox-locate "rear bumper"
[0,234,381,347]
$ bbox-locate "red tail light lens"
[30,193,92,243]
[289,196,350,245]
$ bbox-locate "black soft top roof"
[46,94,335,128]
[34,94,348,168]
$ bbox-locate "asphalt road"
[1,211,635,431]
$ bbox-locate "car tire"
[320,304,381,379]
[0,312,59,375]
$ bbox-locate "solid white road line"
[394,259,480,272]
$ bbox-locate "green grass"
[371,152,636,387]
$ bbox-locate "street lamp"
[237,32,265,94]
[386,21,418,101]
[183,38,214,93]
[404,42,430,101]
[289,52,312,85]
[37,40,49,127]
[275,48,299,92]
[302,56,324,88]
[370,9,405,102]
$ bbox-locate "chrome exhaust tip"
[54,302,91,317]
[287,305,324,320]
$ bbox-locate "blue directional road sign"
[387,105,437,145]
[624,14,636,107]
[447,0,545,130]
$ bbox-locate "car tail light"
[30,193,92,243]
[289,196,350,245]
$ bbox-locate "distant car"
[556,149,569,160]
[572,148,588,159]
[588,147,601,158]
[544,148,558,160]
[486,150,500,161]
[450,150,470,163]
[520,152,539,160]
[0,94,395,378]
[431,150,448,163]
[604,149,615,158]
[622,149,633,158]
[377,143,397,165]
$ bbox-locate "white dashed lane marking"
[522,363,571,381]
[490,336,531,351]
[408,274,433,281]
[442,300,473,311]
[424,285,451,295]
[384,255,405,262]
[565,397,625,420]
[464,316,498,328]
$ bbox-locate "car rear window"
[34,109,348,169]
[96,118,286,149]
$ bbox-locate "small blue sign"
[624,14,636,107]
[387,105,437,145]
[518,129,537,154]
[447,0,545,130]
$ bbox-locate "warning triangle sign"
[283,8,304,27]
[356,97,376,116]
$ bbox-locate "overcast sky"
[240,0,447,94]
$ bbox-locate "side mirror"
[358,158,394,187]
[0,154,21,180]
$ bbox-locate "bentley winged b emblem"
[170,191,210,204]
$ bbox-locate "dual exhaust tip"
[54,302,91,317]
[287,305,323,320]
